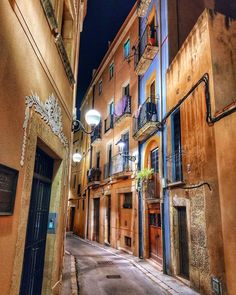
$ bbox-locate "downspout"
[138,16,144,259]
[86,86,95,239]
[158,0,168,274]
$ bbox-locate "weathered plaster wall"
[208,12,236,295]
[166,10,226,294]
[0,1,80,294]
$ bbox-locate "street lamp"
[72,109,101,163]
[116,139,136,162]
[72,109,101,134]
[72,152,82,163]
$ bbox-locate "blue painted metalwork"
[137,0,171,273]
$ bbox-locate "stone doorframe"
[171,195,191,281]
[10,115,69,295]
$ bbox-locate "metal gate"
[20,147,54,295]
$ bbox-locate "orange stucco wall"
[166,9,235,294]
[0,1,82,294]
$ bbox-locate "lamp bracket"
[72,119,94,134]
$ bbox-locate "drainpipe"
[137,16,144,259]
[86,86,95,239]
[138,142,143,258]
[158,0,168,274]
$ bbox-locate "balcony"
[135,25,159,75]
[87,168,101,188]
[112,154,132,179]
[114,95,131,125]
[137,0,152,17]
[104,114,114,134]
[104,162,112,180]
[91,122,102,145]
[133,97,160,141]
[145,173,160,200]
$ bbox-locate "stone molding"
[20,93,69,166]
[55,34,75,85]
[40,0,58,31]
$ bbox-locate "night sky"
[77,0,136,109]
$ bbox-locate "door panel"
[70,207,75,231]
[93,198,100,242]
[149,206,162,264]
[20,148,54,295]
[178,207,189,278]
[107,196,111,244]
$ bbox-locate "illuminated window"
[109,63,114,80]
[98,80,102,95]
[124,39,130,59]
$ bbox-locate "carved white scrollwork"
[20,92,69,166]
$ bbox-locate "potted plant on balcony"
[136,168,154,191]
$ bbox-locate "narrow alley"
[62,234,199,295]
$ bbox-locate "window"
[98,80,102,95]
[77,184,81,195]
[150,80,155,100]
[73,174,76,189]
[123,192,132,209]
[124,39,130,59]
[96,152,100,169]
[109,63,114,80]
[171,109,182,182]
[82,199,85,210]
[149,213,161,227]
[121,132,129,169]
[122,84,130,96]
[151,148,159,173]
[125,236,132,247]
[109,101,114,115]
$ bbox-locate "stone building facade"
[0,1,86,294]
[166,9,236,295]
[70,3,140,256]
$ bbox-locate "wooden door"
[20,148,54,295]
[70,207,75,231]
[178,207,189,278]
[107,196,111,244]
[93,198,100,242]
[149,204,162,264]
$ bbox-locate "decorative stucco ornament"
[20,93,69,166]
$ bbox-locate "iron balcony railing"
[104,114,114,133]
[133,97,159,136]
[145,173,160,199]
[112,153,130,175]
[134,24,158,69]
[87,168,101,183]
[91,122,102,144]
[166,149,183,183]
[104,162,113,179]
[114,95,131,123]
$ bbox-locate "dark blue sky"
[77,0,136,108]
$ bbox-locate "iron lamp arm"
[72,119,94,134]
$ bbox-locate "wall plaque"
[0,164,19,215]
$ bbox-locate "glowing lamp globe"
[85,109,101,126]
[73,152,82,163]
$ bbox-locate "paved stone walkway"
[62,233,200,295]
